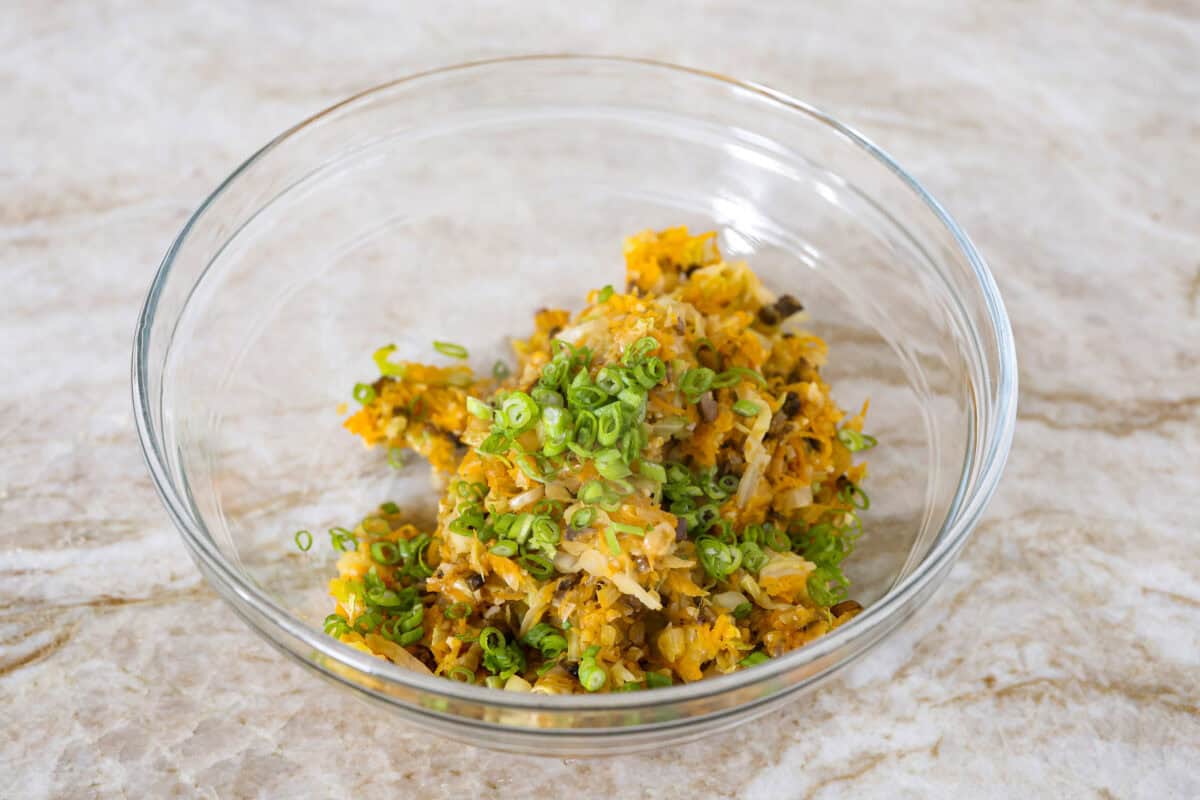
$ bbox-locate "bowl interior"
[145,60,997,733]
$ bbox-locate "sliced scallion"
[433,340,469,359]
[352,383,376,405]
[732,399,761,417]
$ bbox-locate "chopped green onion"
[380,501,400,515]
[693,504,721,533]
[608,521,646,537]
[732,400,761,417]
[839,482,870,510]
[807,566,850,606]
[644,671,672,688]
[479,627,505,653]
[351,608,382,634]
[532,498,564,516]
[373,344,407,377]
[732,602,753,619]
[596,403,625,446]
[594,448,632,480]
[477,430,511,456]
[361,516,390,536]
[490,540,518,557]
[566,442,596,460]
[500,392,539,431]
[695,536,742,580]
[479,628,526,678]
[763,524,791,552]
[445,601,473,620]
[568,363,591,387]
[713,519,737,544]
[362,568,384,593]
[329,527,357,552]
[623,336,660,365]
[293,530,313,552]
[607,478,635,496]
[387,447,406,469]
[603,526,621,556]
[534,636,567,662]
[541,361,568,392]
[638,461,667,484]
[369,541,402,565]
[523,623,568,660]
[571,409,599,450]
[352,383,376,405]
[840,510,864,540]
[466,396,492,421]
[594,366,625,396]
[570,507,596,529]
[578,479,621,512]
[578,480,607,506]
[567,384,608,410]
[679,367,715,401]
[740,651,770,668]
[323,614,352,637]
[617,386,646,410]
[395,627,424,646]
[632,357,666,389]
[691,335,715,362]
[598,284,614,303]
[455,481,487,502]
[433,340,469,359]
[518,553,556,580]
[514,453,549,483]
[493,360,511,380]
[541,404,572,441]
[838,428,878,452]
[449,505,485,536]
[716,367,767,388]
[508,513,535,545]
[739,541,768,573]
[578,645,608,692]
[365,587,405,608]
[799,522,843,564]
[717,474,740,493]
[530,514,560,540]
[698,477,727,502]
[532,386,564,409]
[528,517,561,558]
[447,665,476,683]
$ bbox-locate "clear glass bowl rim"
[132,54,1018,714]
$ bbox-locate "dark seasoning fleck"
[757,294,804,326]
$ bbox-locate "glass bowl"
[132,55,1016,756]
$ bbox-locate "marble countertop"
[3,2,1197,797]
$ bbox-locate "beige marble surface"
[3,1,1198,797]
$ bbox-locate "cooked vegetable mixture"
[311,227,877,693]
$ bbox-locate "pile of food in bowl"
[296,226,878,694]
